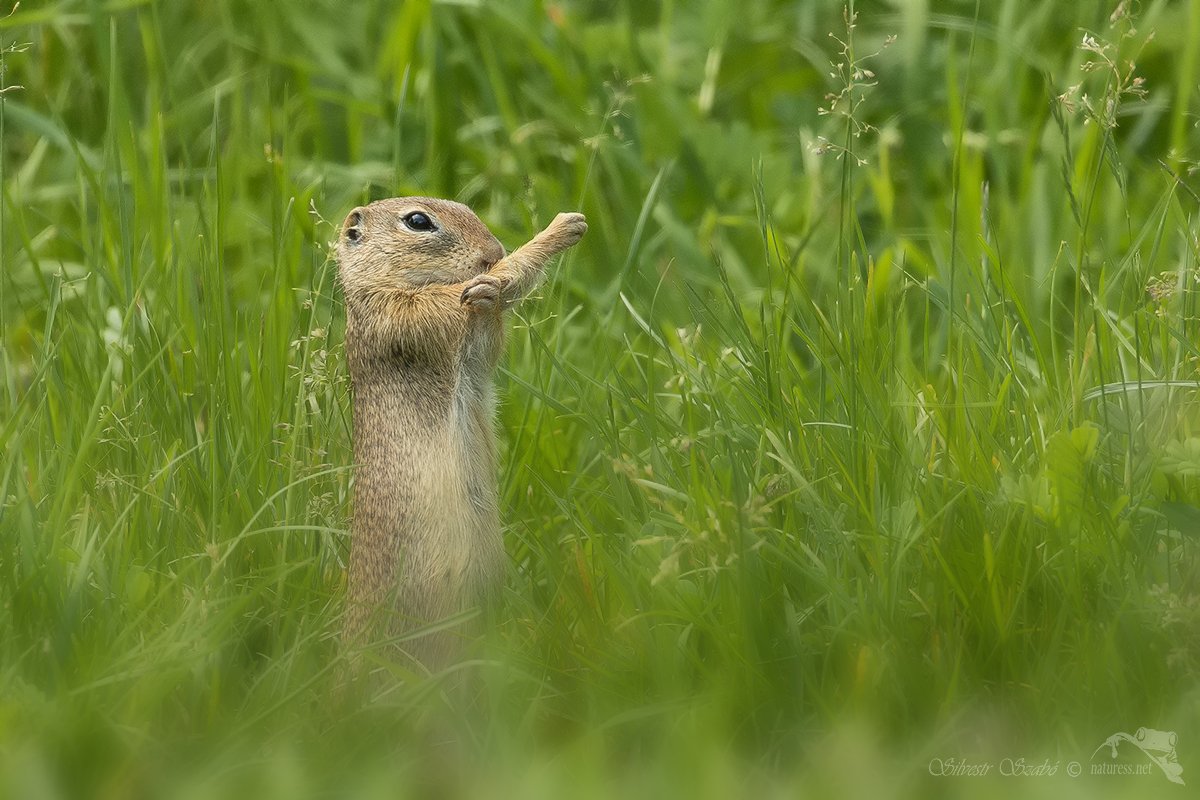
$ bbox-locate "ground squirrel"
[336,196,586,667]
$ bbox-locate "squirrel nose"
[478,241,505,273]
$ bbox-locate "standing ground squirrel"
[336,196,586,666]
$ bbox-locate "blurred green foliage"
[1,0,1199,797]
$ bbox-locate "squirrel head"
[336,197,506,296]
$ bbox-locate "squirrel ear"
[341,207,365,245]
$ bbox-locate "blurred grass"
[2,0,1200,797]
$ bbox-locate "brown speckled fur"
[336,197,586,669]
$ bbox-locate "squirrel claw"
[546,212,587,249]
[461,274,503,311]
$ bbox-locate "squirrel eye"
[403,211,436,232]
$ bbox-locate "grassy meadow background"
[2,0,1200,796]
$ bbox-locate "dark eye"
[403,211,436,232]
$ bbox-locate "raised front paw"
[460,274,504,312]
[542,212,588,251]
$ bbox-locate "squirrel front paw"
[460,274,504,312]
[542,212,588,251]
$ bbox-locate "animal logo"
[1092,728,1184,785]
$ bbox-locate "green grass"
[2,0,1200,797]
